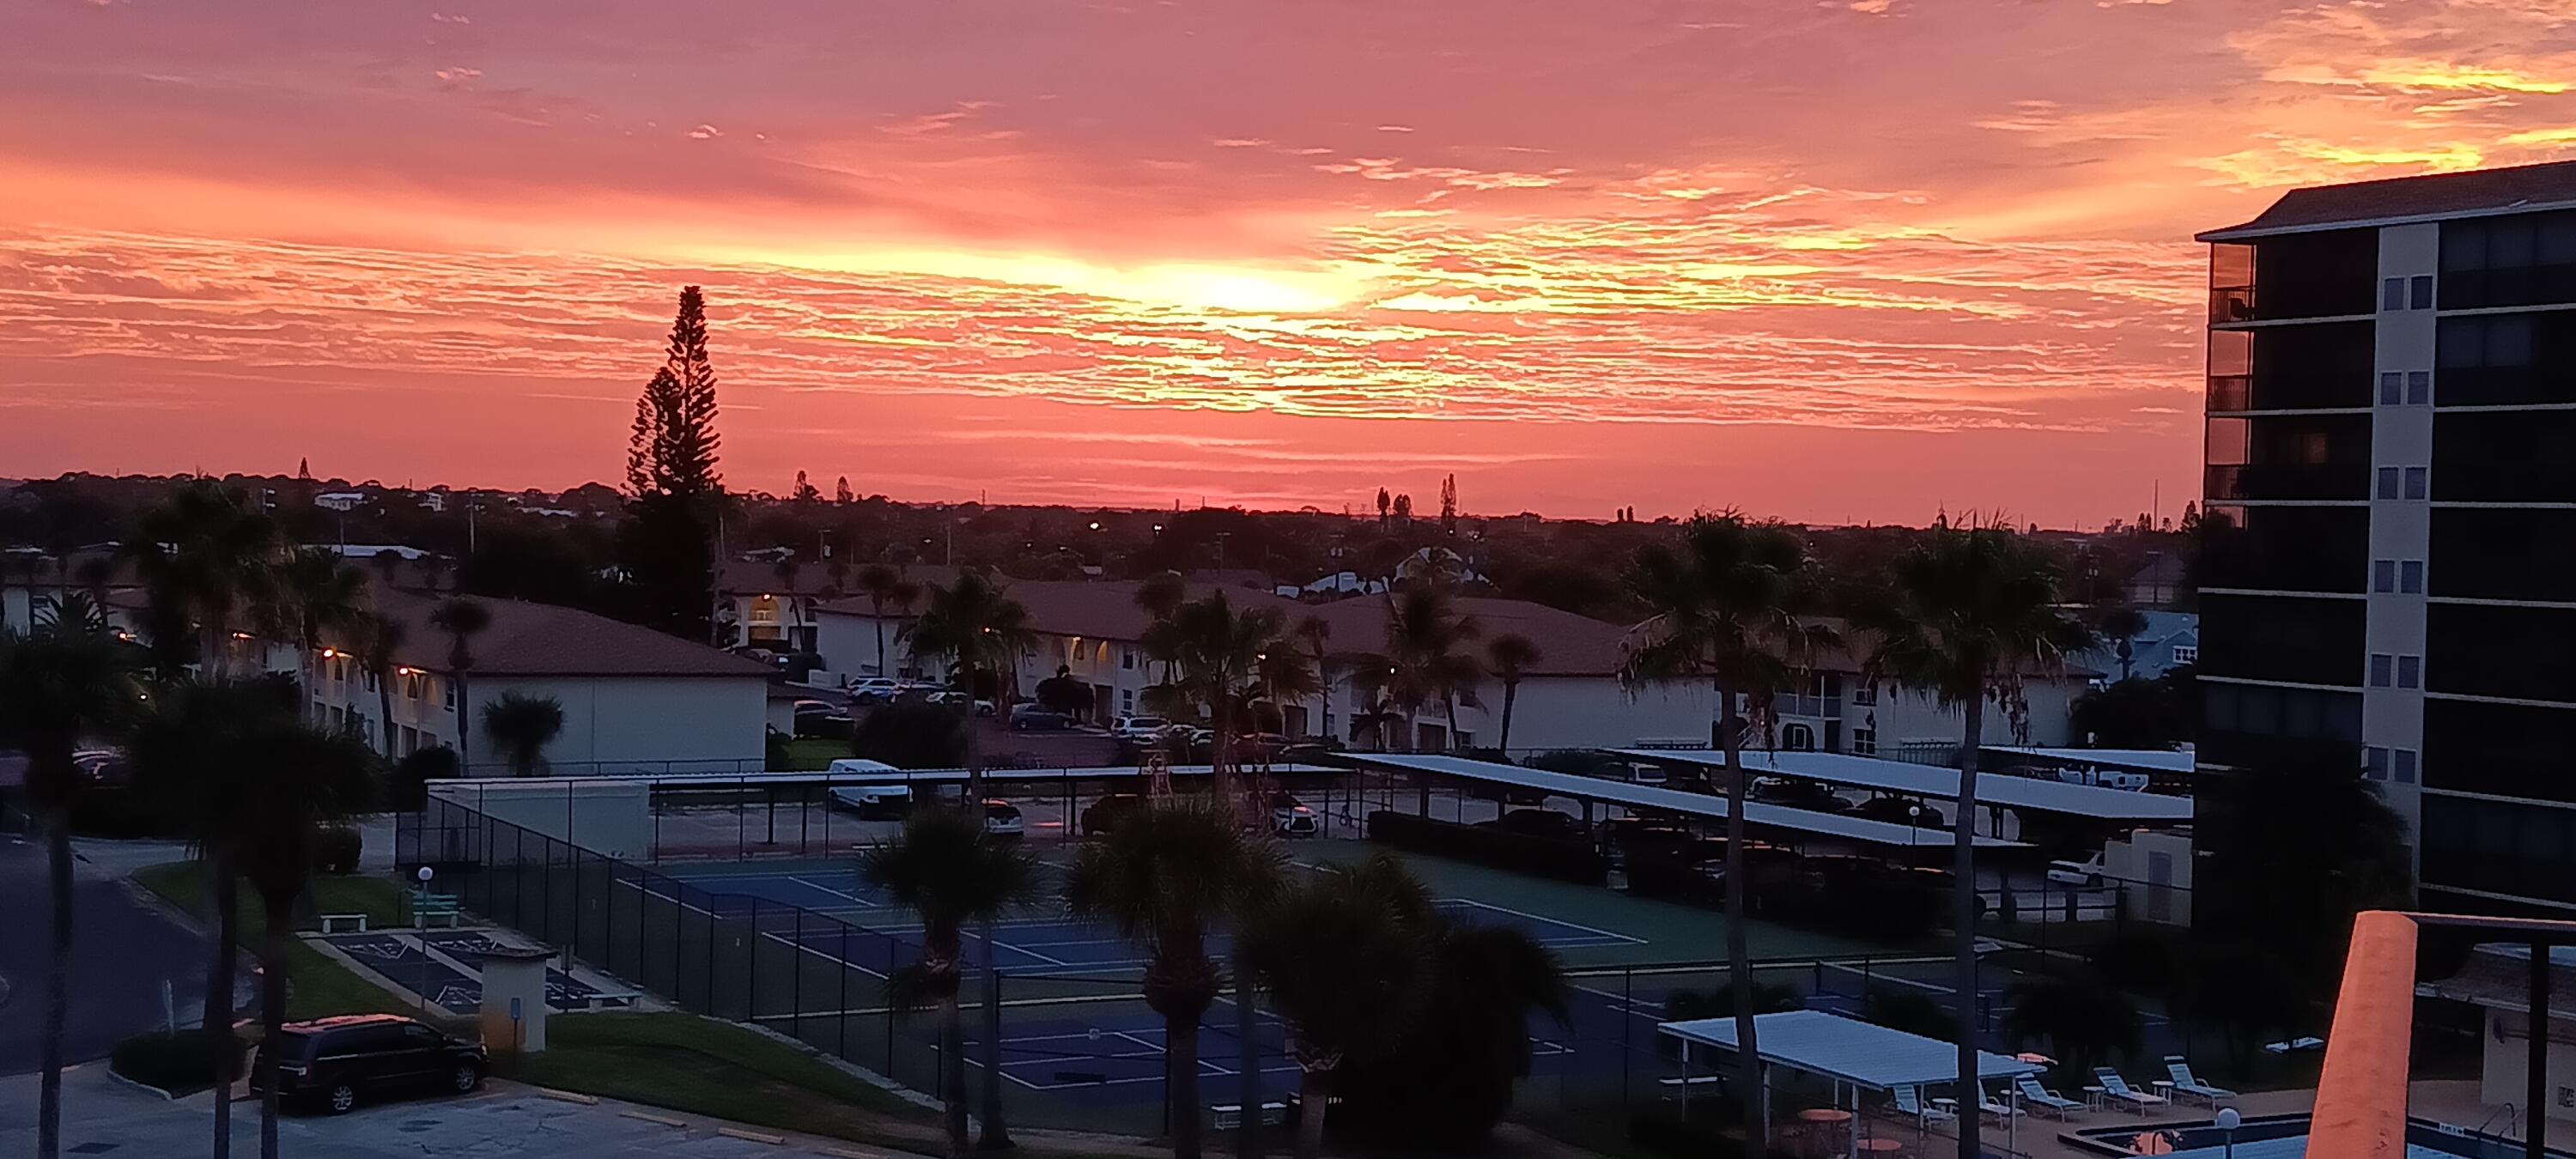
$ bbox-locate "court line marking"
[612,875,890,981]
[1439,897,1648,945]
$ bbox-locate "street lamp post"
[2216,1107,2240,1159]
[414,866,435,1012]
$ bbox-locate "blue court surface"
[641,865,1646,980]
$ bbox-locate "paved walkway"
[0,1063,936,1158]
[0,834,233,1074]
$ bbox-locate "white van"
[825,759,909,816]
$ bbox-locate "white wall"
[1485,676,1716,751]
[1862,678,2083,749]
[468,675,768,775]
[2482,1009,2576,1125]
[816,610,917,680]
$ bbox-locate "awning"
[1659,1009,2044,1093]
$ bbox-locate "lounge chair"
[1893,1084,1958,1129]
[2163,1056,2236,1107]
[2012,1075,2084,1120]
[1974,1084,2024,1119]
[2094,1067,2170,1115]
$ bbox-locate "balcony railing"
[2209,285,2257,324]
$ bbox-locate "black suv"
[253,1015,487,1114]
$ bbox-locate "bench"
[1207,1102,1286,1131]
[413,892,465,929]
[317,913,369,933]
[1657,1075,1725,1100]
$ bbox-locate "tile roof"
[347,590,772,679]
[2199,159,2576,240]
[815,577,1306,644]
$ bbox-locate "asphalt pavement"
[0,834,228,1074]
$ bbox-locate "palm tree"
[1293,615,1334,742]
[428,598,490,770]
[854,563,920,679]
[0,616,141,1159]
[2097,604,2150,683]
[857,807,1042,1158]
[1852,522,2091,1159]
[1383,584,1480,751]
[1136,591,1318,816]
[276,546,366,723]
[349,610,409,761]
[896,571,1035,1147]
[1238,854,1433,1159]
[1484,634,1540,752]
[482,692,565,776]
[125,677,299,1159]
[237,719,380,1159]
[129,481,286,679]
[1619,514,1837,1153]
[1063,799,1286,1159]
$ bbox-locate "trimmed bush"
[313,823,362,875]
[110,1029,243,1095]
[1365,810,1608,885]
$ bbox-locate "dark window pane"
[2427,604,2576,701]
[2425,698,2576,803]
[2434,410,2576,502]
[2202,593,2366,686]
[2420,796,2576,902]
[2432,508,2576,600]
[2410,275,2434,308]
[2198,504,2368,593]
[2203,414,2373,500]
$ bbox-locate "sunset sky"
[7,0,2575,525]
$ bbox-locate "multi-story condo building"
[2196,160,2576,915]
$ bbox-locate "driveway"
[0,834,229,1074]
[0,1064,926,1158]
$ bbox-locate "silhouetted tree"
[619,286,724,643]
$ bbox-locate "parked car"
[1010,703,1072,731]
[252,1014,485,1114]
[1616,761,1668,786]
[1751,776,1853,813]
[847,677,904,705]
[824,758,909,816]
[2045,850,2107,888]
[1111,715,1171,743]
[1080,792,1148,836]
[1482,809,1585,841]
[792,700,849,738]
[983,798,1026,839]
[1268,792,1321,837]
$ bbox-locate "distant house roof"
[718,560,962,598]
[348,591,771,679]
[816,577,1307,645]
[1302,594,1634,677]
[2198,160,2576,240]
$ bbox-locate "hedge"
[110,1029,244,1095]
[1364,810,1608,885]
[313,824,362,876]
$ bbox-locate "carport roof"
[1660,1010,2044,1093]
[1341,752,2025,848]
[1611,749,2193,822]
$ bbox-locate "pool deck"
[1861,1079,2494,1159]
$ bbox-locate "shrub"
[390,745,460,810]
[110,1029,243,1095]
[765,728,794,770]
[1365,810,1607,885]
[850,701,968,769]
[312,823,362,875]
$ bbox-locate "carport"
[1658,1009,2044,1156]
[1608,748,2193,836]
[1340,752,2026,852]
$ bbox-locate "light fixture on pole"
[414,865,436,1012]
[2215,1107,2240,1159]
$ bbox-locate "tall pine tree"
[620,286,725,642]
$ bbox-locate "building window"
[2407,371,2432,404]
[442,680,457,712]
[364,670,378,693]
[2378,467,2401,499]
[2384,277,2406,311]
[400,726,418,755]
[1850,726,1877,755]
[2397,655,2422,689]
[2372,560,2397,592]
[2370,653,2394,687]
[2404,466,2429,500]
[1121,688,1135,712]
[2378,372,2401,405]
[1782,723,1817,750]
[2364,745,2389,780]
[2393,748,2418,784]
[1121,648,1135,671]
[2410,275,2434,309]
[2400,561,2426,593]
[2170,645,2197,665]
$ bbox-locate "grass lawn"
[504,1012,932,1125]
[133,860,421,1020]
[780,737,848,771]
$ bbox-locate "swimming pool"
[2065,1113,2567,1158]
